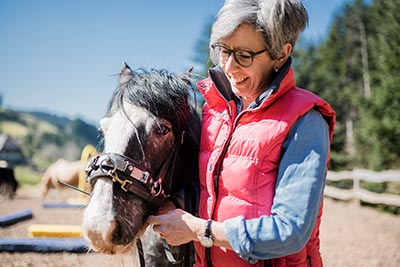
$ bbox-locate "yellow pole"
[79,144,98,198]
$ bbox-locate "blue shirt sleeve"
[223,109,330,261]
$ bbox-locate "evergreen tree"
[358,0,400,169]
[191,16,215,78]
[336,0,370,166]
[294,0,370,170]
[294,8,352,169]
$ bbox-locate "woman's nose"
[224,53,239,71]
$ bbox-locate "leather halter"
[85,132,184,207]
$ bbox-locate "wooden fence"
[325,169,400,207]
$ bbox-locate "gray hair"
[210,0,308,59]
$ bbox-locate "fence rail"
[325,169,400,207]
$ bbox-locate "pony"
[40,158,87,200]
[82,63,200,266]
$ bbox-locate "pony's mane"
[108,68,195,135]
[106,67,201,189]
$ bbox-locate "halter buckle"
[121,179,133,192]
[111,172,133,192]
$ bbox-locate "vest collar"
[205,57,295,110]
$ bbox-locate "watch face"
[201,236,213,248]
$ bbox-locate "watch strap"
[204,219,212,237]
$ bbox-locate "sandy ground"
[1,185,399,267]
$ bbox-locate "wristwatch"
[200,219,214,248]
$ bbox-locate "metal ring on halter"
[99,156,117,176]
[151,180,163,196]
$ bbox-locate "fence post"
[353,170,360,206]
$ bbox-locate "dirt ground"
[1,185,399,267]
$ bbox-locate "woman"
[148,0,336,266]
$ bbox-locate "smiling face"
[218,24,281,109]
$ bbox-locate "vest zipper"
[210,110,248,219]
[209,88,274,218]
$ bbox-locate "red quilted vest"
[194,67,335,267]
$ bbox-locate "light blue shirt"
[224,109,330,261]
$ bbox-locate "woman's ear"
[274,43,293,71]
[280,43,293,61]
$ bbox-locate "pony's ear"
[119,62,133,85]
[184,67,194,78]
[182,67,194,86]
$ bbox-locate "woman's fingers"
[147,210,193,246]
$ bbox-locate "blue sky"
[0,0,348,126]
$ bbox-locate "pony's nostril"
[111,220,124,245]
[112,217,136,246]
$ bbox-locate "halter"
[85,131,184,208]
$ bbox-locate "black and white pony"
[83,63,200,266]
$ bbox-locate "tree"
[335,0,370,164]
[191,16,215,78]
[357,0,400,170]
[294,9,353,170]
[294,0,371,170]
[190,16,216,108]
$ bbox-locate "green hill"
[0,108,101,169]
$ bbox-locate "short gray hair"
[210,0,308,59]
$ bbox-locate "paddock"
[0,184,399,267]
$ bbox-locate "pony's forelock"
[108,68,195,137]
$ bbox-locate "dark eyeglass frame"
[211,44,269,67]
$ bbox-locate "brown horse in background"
[40,159,87,200]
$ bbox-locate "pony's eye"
[157,124,171,135]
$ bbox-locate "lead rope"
[140,131,191,266]
[159,195,186,266]
[163,131,196,267]
[167,131,185,194]
[183,183,197,267]
[163,131,192,266]
[136,239,146,267]
[161,183,197,267]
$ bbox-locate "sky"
[0,0,348,126]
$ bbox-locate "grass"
[0,121,29,137]
[14,166,42,185]
[20,113,59,134]
[0,113,59,140]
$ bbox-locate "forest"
[293,0,399,171]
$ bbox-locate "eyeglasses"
[210,44,269,67]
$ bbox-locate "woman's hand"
[147,208,203,246]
